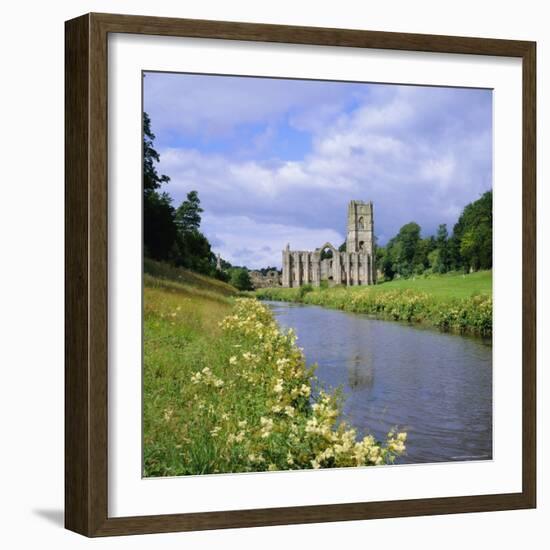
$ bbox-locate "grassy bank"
[143,261,406,476]
[253,271,492,337]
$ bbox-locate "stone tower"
[346,200,374,255]
[282,201,376,288]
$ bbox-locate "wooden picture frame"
[65,12,536,537]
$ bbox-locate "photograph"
[141,71,493,477]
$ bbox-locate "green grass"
[253,271,492,336]
[143,261,406,476]
[373,270,492,300]
[144,257,238,297]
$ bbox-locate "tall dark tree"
[143,112,170,194]
[175,191,203,233]
[433,223,450,273]
[143,112,178,261]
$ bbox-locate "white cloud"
[204,214,343,269]
[152,79,492,268]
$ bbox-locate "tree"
[143,191,178,261]
[143,112,170,194]
[175,190,203,233]
[143,112,217,275]
[383,222,422,279]
[143,112,178,262]
[452,191,492,272]
[435,224,450,273]
[230,268,253,291]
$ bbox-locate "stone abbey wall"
[282,200,376,287]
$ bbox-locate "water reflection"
[266,300,493,465]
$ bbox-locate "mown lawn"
[373,270,492,300]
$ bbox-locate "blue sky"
[144,72,492,269]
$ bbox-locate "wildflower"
[260,416,274,438]
[210,426,221,438]
[229,356,237,365]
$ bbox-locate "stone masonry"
[282,200,376,287]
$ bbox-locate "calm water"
[266,301,493,464]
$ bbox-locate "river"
[265,300,493,465]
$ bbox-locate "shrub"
[254,285,492,336]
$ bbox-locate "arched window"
[358,216,365,229]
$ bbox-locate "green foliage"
[297,283,314,299]
[143,191,178,261]
[230,268,254,291]
[452,191,492,272]
[144,258,238,297]
[255,271,492,336]
[143,112,170,193]
[143,286,406,476]
[435,224,450,273]
[143,112,221,277]
[175,190,203,233]
[380,191,492,280]
[383,222,421,278]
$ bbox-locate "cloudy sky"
[144,72,492,269]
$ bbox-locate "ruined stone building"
[249,269,281,289]
[282,200,376,287]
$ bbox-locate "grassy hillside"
[143,260,406,476]
[144,257,238,297]
[254,271,492,336]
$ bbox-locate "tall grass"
[143,274,406,476]
[144,257,238,297]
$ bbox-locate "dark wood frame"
[65,12,537,537]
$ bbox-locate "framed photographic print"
[65,13,536,537]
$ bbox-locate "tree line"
[376,190,492,280]
[144,112,255,290]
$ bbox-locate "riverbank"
[143,261,406,476]
[253,271,492,337]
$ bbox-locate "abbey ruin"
[282,200,376,288]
